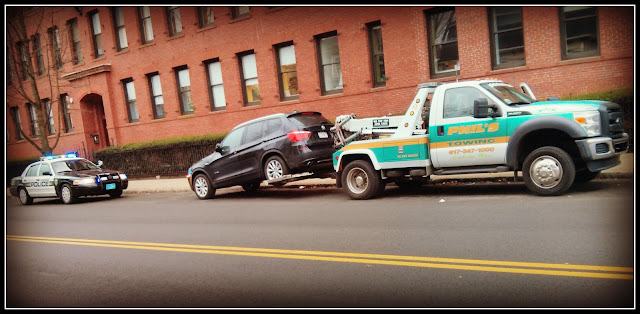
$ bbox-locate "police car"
[9,153,129,205]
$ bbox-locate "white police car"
[9,153,128,205]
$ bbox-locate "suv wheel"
[264,156,289,181]
[18,188,33,205]
[193,174,215,199]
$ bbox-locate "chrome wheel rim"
[19,189,28,204]
[346,167,368,194]
[194,176,209,198]
[61,186,71,203]
[266,160,283,179]
[529,155,563,189]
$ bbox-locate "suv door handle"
[437,126,444,136]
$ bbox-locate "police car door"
[431,86,506,168]
[36,162,57,197]
[22,163,42,197]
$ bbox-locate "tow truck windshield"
[481,82,535,106]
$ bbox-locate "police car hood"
[511,100,607,115]
[64,169,120,177]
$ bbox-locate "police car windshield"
[481,83,535,106]
[52,159,99,172]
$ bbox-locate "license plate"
[318,132,328,138]
[106,183,116,190]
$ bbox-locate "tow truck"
[331,79,629,199]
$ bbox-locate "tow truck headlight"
[574,111,601,137]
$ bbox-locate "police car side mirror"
[215,143,222,153]
[473,98,499,118]
[97,160,104,168]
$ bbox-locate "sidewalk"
[124,153,634,194]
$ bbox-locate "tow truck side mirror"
[473,98,499,118]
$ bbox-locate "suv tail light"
[287,130,311,142]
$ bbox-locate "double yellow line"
[6,235,633,280]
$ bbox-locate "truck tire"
[522,146,575,196]
[574,170,601,183]
[341,160,382,200]
[193,174,215,199]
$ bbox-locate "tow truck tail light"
[287,130,311,142]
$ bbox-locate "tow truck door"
[430,86,507,168]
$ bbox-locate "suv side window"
[39,163,52,176]
[26,164,41,177]
[244,121,264,144]
[263,118,283,137]
[221,127,245,152]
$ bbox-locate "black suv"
[187,111,336,199]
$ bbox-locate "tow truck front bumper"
[575,133,629,172]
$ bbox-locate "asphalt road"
[5,180,635,308]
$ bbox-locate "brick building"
[5,5,634,160]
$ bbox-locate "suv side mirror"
[473,98,499,118]
[97,160,103,167]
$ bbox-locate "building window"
[146,72,165,119]
[197,7,215,28]
[27,103,39,137]
[174,66,193,115]
[10,107,23,140]
[47,26,63,69]
[88,10,104,58]
[204,58,226,111]
[60,94,73,133]
[7,46,14,84]
[139,6,154,44]
[367,21,386,87]
[316,31,343,95]
[231,6,250,19]
[43,99,55,135]
[426,7,459,77]
[274,41,299,101]
[237,51,260,106]
[67,18,83,64]
[32,34,45,76]
[17,41,30,80]
[122,78,139,122]
[112,7,128,51]
[560,6,599,60]
[489,7,525,70]
[166,6,183,37]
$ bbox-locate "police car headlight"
[574,111,601,137]
[119,173,128,180]
[73,177,98,186]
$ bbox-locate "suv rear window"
[288,113,332,127]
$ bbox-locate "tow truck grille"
[599,103,625,139]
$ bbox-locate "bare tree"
[6,6,75,156]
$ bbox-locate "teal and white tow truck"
[331,79,629,199]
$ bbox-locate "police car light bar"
[39,152,78,161]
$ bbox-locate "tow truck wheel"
[60,183,78,204]
[193,174,215,199]
[573,169,601,183]
[18,187,33,205]
[523,146,575,196]
[342,160,382,200]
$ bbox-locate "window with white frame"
[174,66,193,114]
[147,72,165,119]
[122,78,139,122]
[204,59,226,111]
[275,42,299,101]
[237,51,260,105]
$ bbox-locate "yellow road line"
[6,235,633,280]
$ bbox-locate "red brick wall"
[6,6,634,160]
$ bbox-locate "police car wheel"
[18,188,33,205]
[60,184,77,204]
[109,189,123,198]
